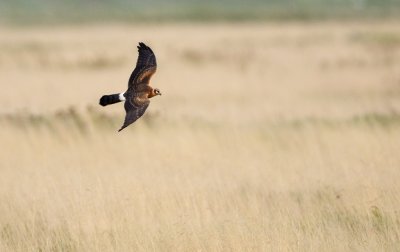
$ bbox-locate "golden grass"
[0,22,400,251]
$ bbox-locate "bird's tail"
[99,93,124,106]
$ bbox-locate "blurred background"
[1,0,400,24]
[1,1,400,251]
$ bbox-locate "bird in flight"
[99,42,161,131]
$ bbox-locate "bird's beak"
[159,92,162,96]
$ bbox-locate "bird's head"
[154,88,162,96]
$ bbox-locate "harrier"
[99,42,161,131]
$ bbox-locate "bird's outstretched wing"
[119,43,156,131]
[118,99,150,132]
[128,42,157,89]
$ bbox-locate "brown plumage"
[99,42,161,131]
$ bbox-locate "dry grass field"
[0,22,400,251]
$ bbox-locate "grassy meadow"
[1,22,400,251]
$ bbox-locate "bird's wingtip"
[138,42,151,51]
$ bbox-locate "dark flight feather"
[128,42,157,89]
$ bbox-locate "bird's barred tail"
[99,93,124,106]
